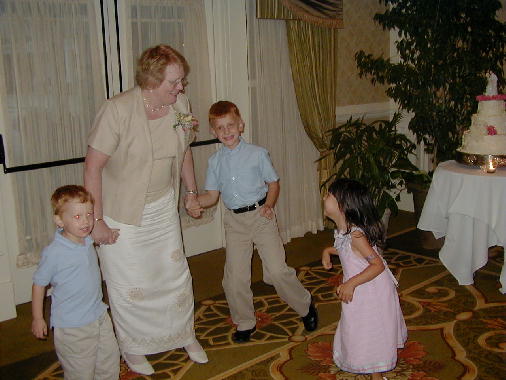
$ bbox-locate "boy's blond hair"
[208,100,242,125]
[51,185,94,216]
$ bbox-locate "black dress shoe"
[302,304,318,331]
[232,326,256,343]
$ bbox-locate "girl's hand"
[92,220,119,245]
[322,247,336,270]
[32,318,47,339]
[259,205,274,219]
[336,281,355,303]
[322,252,332,270]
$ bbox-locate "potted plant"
[353,0,506,243]
[320,112,422,228]
[354,0,506,170]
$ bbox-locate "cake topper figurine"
[485,71,498,96]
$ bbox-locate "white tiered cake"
[458,72,506,155]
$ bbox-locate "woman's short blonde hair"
[135,44,189,89]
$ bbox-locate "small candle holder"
[485,155,497,173]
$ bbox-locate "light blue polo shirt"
[205,138,279,210]
[33,230,107,328]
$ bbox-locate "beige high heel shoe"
[122,353,155,375]
[184,341,208,364]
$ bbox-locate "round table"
[417,160,506,293]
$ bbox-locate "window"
[0,0,213,267]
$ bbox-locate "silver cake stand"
[456,151,506,167]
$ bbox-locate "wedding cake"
[458,72,506,155]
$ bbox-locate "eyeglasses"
[168,78,188,87]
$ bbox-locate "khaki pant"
[223,208,311,330]
[54,311,120,380]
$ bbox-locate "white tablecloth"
[417,160,506,293]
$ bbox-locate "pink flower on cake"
[486,125,497,135]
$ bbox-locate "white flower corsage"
[174,112,194,130]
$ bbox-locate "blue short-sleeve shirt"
[205,138,279,210]
[33,230,107,328]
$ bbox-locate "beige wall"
[336,0,389,106]
[337,0,506,106]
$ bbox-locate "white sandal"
[184,341,208,364]
[122,353,154,375]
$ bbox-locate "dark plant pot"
[407,182,445,250]
[381,208,391,241]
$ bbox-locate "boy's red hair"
[51,185,94,216]
[208,101,242,124]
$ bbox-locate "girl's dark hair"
[328,178,385,248]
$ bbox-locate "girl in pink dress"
[321,179,407,380]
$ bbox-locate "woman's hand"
[336,281,356,303]
[92,220,119,245]
[322,247,337,270]
[185,194,203,218]
[31,318,47,339]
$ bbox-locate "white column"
[0,154,18,321]
[205,0,250,141]
[389,28,416,212]
[180,0,250,253]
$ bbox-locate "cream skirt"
[98,188,195,355]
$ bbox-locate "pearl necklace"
[143,97,170,113]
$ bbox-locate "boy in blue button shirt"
[197,101,318,343]
[31,185,120,379]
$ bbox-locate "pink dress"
[332,227,407,374]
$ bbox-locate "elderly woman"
[84,44,207,375]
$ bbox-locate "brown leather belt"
[232,197,267,214]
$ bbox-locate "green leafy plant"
[320,112,421,217]
[355,0,506,168]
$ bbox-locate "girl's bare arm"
[322,246,338,269]
[337,231,385,302]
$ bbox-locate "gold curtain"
[257,0,340,188]
[286,20,339,188]
[257,0,343,28]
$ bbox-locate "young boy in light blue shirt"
[197,101,318,343]
[31,185,119,379]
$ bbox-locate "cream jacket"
[88,86,194,226]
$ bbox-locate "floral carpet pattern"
[33,228,505,379]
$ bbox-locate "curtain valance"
[257,0,343,28]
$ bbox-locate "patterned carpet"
[26,228,506,379]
